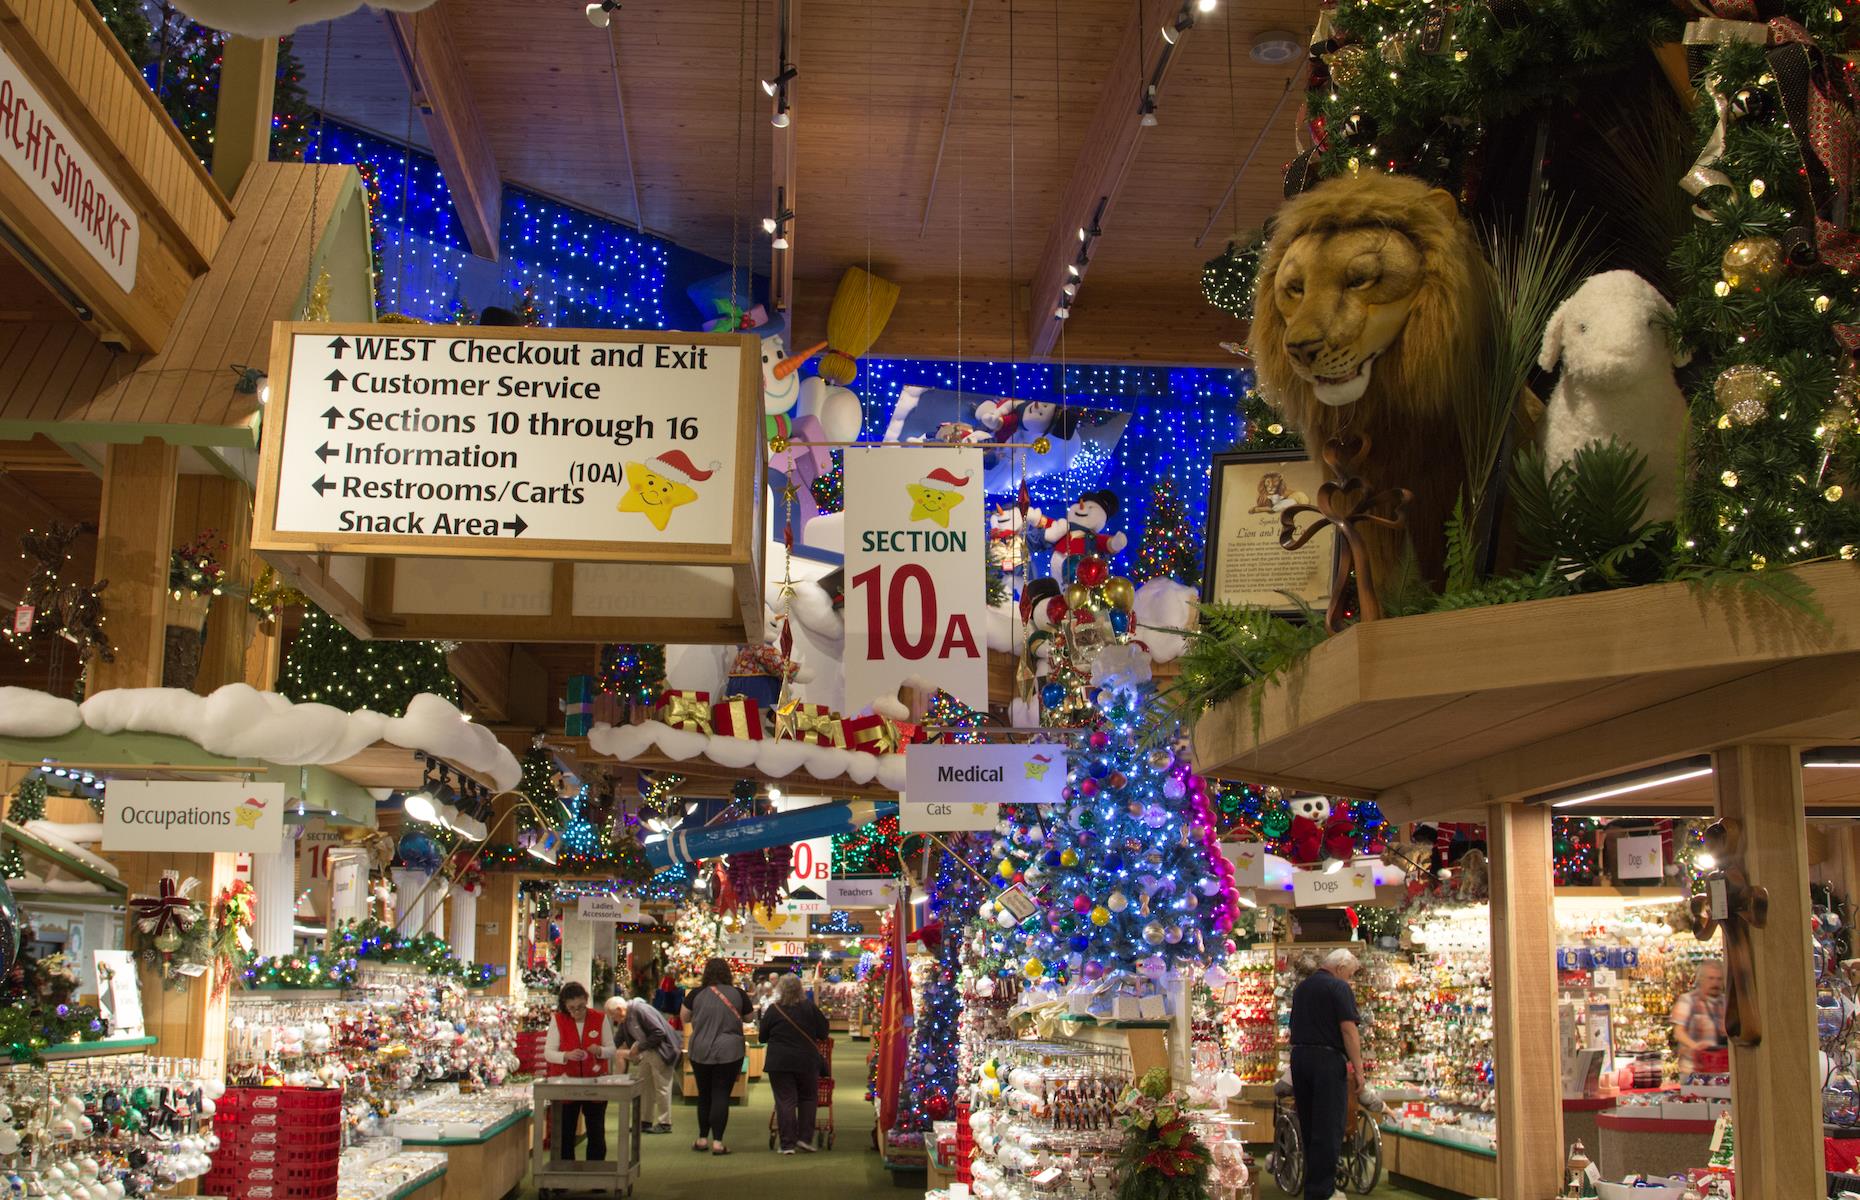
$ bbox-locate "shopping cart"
[768,1038,836,1150]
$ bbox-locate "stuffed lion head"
[1252,172,1488,436]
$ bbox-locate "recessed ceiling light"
[1249,30,1302,65]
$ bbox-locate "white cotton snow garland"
[0,685,520,790]
[587,719,908,793]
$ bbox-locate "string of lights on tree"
[277,605,458,715]
[811,910,862,936]
[831,814,923,876]
[0,775,47,879]
[597,644,666,705]
[1553,816,1601,887]
[1131,480,1204,586]
[895,834,991,1132]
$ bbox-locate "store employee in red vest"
[545,982,617,1160]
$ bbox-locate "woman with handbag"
[543,982,616,1160]
[758,973,830,1154]
[679,957,752,1154]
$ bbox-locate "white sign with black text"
[576,895,641,923]
[103,781,286,853]
[905,743,1066,807]
[898,799,997,833]
[0,42,140,292]
[1615,833,1664,881]
[843,446,987,709]
[263,327,748,551]
[1290,862,1378,907]
[824,879,901,908]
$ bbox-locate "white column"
[327,852,369,929]
[393,868,432,936]
[422,879,448,937]
[449,885,478,960]
[250,829,297,958]
[560,910,596,991]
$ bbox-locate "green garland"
[239,954,355,991]
[0,1002,106,1063]
[1669,34,1860,567]
[333,918,503,987]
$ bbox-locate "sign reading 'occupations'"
[842,446,986,711]
[255,325,759,557]
[102,781,286,854]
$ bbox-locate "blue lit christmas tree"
[894,833,991,1132]
[986,688,1239,985]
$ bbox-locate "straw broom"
[818,266,901,385]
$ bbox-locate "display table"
[1379,1125,1498,1196]
[680,1052,747,1102]
[531,1077,643,1200]
[1594,1110,1716,1180]
[401,1110,535,1200]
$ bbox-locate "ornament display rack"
[959,1037,1133,1200]
[1193,562,1860,1200]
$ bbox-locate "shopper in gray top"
[678,957,751,1154]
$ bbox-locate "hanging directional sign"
[252,323,765,644]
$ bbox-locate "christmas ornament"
[1377,33,1409,63]
[1730,87,1773,121]
[1324,44,1369,88]
[1720,237,1784,291]
[1714,364,1784,426]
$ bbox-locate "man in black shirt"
[1288,948,1363,1200]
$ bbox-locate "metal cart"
[767,1038,836,1151]
[532,1076,644,1199]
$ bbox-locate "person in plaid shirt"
[1670,960,1727,1073]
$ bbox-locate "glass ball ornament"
[1162,777,1187,800]
[1720,236,1784,291]
[1059,848,1079,867]
[1089,905,1111,927]
[1070,934,1092,952]
[1063,583,1092,610]
[1714,360,1783,425]
[1075,556,1110,587]
[1023,958,1045,980]
[996,908,1018,929]
[1324,43,1369,88]
[1073,895,1092,913]
[1102,576,1136,611]
[1088,730,1109,750]
[1148,749,1174,770]
[1164,924,1184,944]
[1107,890,1129,913]
[1108,771,1127,788]
[1142,920,1166,946]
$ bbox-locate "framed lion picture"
[1204,449,1333,612]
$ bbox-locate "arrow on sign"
[311,476,335,496]
[320,406,343,428]
[316,443,340,462]
[327,336,350,359]
[503,514,529,537]
[325,369,347,391]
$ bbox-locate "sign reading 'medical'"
[904,743,1066,807]
[254,324,760,558]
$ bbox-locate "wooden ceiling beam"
[448,642,513,723]
[385,7,503,262]
[1026,0,1194,359]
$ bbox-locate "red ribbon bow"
[131,872,198,938]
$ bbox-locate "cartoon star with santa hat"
[618,449,717,531]
[906,465,970,529]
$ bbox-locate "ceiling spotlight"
[1139,86,1159,126]
[1077,226,1088,242]
[1161,22,1179,44]
[761,64,798,96]
[1062,282,1077,298]
[769,786,784,802]
[761,217,778,234]
[403,789,438,824]
[1197,0,1216,11]
[772,233,790,250]
[1067,263,1081,278]
[1055,304,1070,320]
[528,830,562,865]
[585,1,619,28]
[772,106,791,129]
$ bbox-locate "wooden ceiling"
[298,0,1315,365]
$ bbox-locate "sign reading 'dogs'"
[1290,862,1378,908]
[576,895,641,923]
[1615,833,1664,881]
[103,781,286,853]
[905,743,1066,807]
[256,326,755,555]
[0,42,141,292]
[843,446,986,710]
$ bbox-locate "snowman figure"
[988,503,1045,592]
[1044,490,1128,583]
[762,332,833,532]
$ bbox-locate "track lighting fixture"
[1197,0,1216,11]
[772,105,791,129]
[1140,85,1159,126]
[585,0,619,28]
[1055,304,1070,320]
[1062,282,1077,298]
[767,188,794,251]
[761,64,798,96]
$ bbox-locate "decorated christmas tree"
[514,285,546,327]
[597,644,666,705]
[987,688,1238,984]
[278,606,459,716]
[1132,480,1203,586]
[0,775,46,880]
[666,909,722,983]
[894,835,989,1132]
[832,814,923,876]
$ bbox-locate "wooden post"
[171,476,257,693]
[112,851,238,1066]
[1489,802,1563,1200]
[211,37,279,197]
[474,872,520,997]
[1712,744,1821,1200]
[90,440,179,692]
[1825,824,1860,918]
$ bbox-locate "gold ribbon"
[848,715,902,755]
[659,691,713,734]
[775,701,844,747]
[1679,19,1770,212]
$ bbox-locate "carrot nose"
[774,341,828,379]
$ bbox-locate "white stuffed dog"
[1537,271,1692,522]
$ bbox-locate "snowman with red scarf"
[1044,491,1128,584]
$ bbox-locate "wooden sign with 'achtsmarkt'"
[252,322,765,644]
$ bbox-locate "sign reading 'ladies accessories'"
[842,446,987,710]
[1290,862,1377,907]
[255,326,757,554]
[102,781,286,853]
[0,42,141,292]
[576,895,641,922]
[905,743,1067,807]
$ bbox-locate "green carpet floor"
[520,1041,1443,1200]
